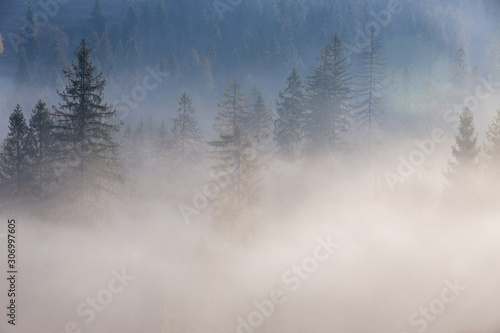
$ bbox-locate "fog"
[1,0,500,332]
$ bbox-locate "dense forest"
[1,1,500,333]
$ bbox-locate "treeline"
[3,32,500,226]
[1,40,121,201]
[7,0,498,106]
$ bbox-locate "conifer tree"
[275,68,305,159]
[304,34,352,155]
[52,39,122,195]
[29,100,56,197]
[355,26,385,158]
[446,107,479,185]
[484,108,500,171]
[0,105,34,197]
[245,83,272,156]
[207,79,260,233]
[171,92,203,165]
[156,119,169,157]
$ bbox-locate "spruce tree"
[52,39,122,195]
[156,120,169,157]
[29,100,56,197]
[207,79,260,233]
[171,92,203,165]
[355,26,385,158]
[0,105,34,197]
[245,83,272,156]
[446,107,479,185]
[275,68,305,160]
[304,34,352,155]
[484,108,500,171]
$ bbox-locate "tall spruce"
[207,79,260,230]
[245,83,272,156]
[275,68,305,159]
[355,26,385,158]
[446,107,479,185]
[29,100,56,197]
[171,92,203,165]
[0,105,34,197]
[305,34,352,155]
[52,39,122,195]
[484,108,500,171]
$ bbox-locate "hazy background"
[1,0,500,332]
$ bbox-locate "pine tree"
[0,105,34,197]
[446,106,479,185]
[304,34,352,155]
[275,68,305,160]
[207,79,260,235]
[214,78,247,135]
[484,108,500,171]
[171,92,203,165]
[207,126,260,232]
[89,0,106,35]
[29,100,56,198]
[355,26,385,158]
[245,83,272,156]
[52,39,122,195]
[156,119,169,157]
